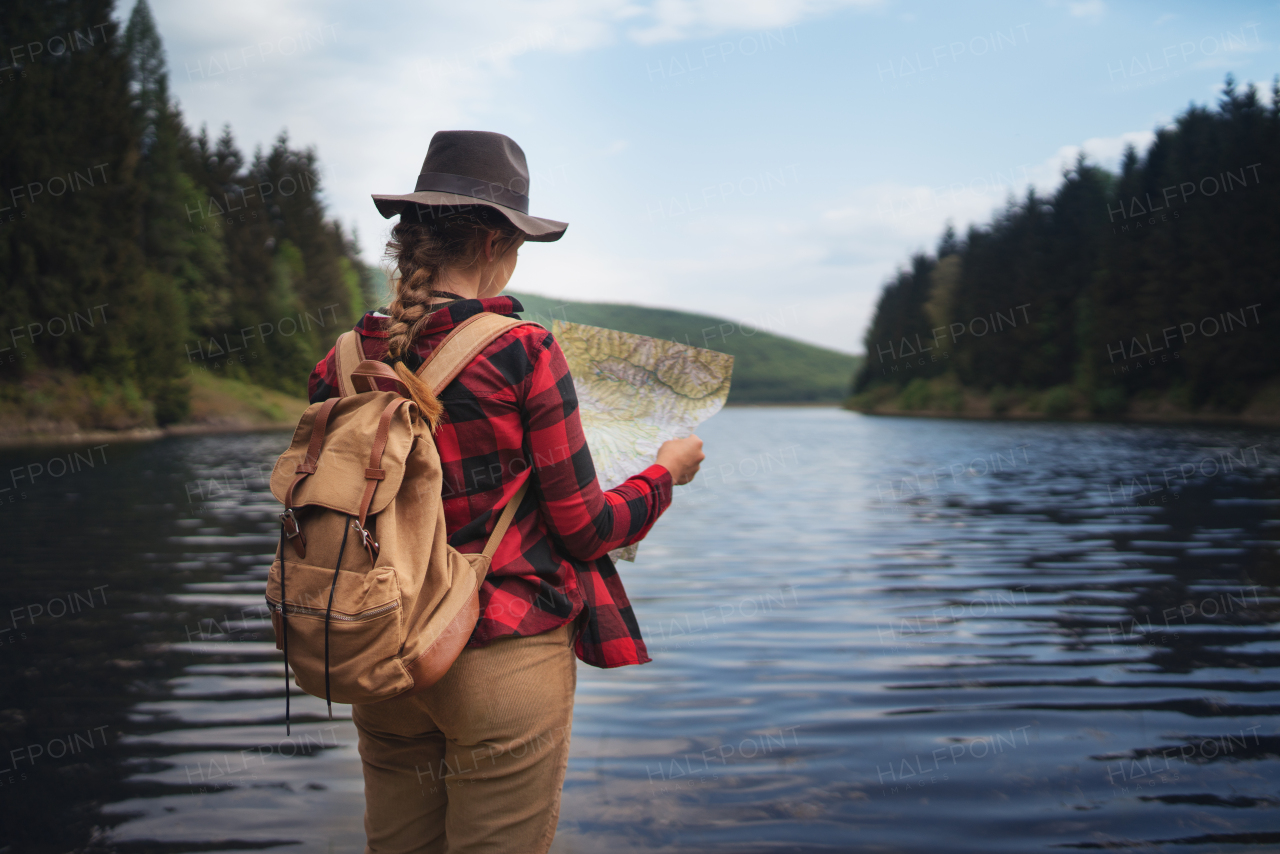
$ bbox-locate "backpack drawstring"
[324,516,353,720]
[278,526,291,736]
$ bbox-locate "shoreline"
[845,405,1280,430]
[845,376,1280,431]
[724,401,841,408]
[0,373,310,451]
[0,421,297,451]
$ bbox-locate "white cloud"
[625,0,883,43]
[1027,130,1156,191]
[1067,0,1105,21]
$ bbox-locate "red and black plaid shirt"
[307,295,671,668]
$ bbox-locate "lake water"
[3,408,1280,853]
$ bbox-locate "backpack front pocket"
[267,561,412,704]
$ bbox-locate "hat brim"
[370,192,567,242]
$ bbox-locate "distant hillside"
[508,292,861,404]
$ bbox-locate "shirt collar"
[355,295,525,338]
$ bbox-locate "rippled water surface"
[3,409,1280,852]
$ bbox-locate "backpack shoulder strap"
[416,312,542,395]
[415,313,539,560]
[334,330,366,398]
[482,481,529,559]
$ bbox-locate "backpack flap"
[270,391,418,520]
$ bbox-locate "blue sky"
[149,0,1277,354]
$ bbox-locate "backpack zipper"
[267,597,399,622]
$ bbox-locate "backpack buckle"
[354,521,380,560]
[280,509,307,558]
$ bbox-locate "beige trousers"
[352,623,577,854]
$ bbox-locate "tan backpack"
[265,313,537,731]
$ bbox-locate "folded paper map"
[551,320,734,562]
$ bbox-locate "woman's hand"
[656,435,705,485]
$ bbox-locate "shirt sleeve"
[308,347,340,403]
[521,333,674,561]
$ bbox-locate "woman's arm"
[521,333,674,562]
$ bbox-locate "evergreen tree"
[123,0,207,421]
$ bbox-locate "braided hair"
[383,205,522,428]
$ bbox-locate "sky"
[146,0,1278,355]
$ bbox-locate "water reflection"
[1,412,1278,853]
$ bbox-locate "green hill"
[508,292,861,404]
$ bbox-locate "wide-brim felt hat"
[372,130,567,242]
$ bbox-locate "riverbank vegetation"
[849,77,1280,426]
[1,0,376,437]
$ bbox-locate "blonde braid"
[385,228,445,428]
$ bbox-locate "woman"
[307,130,705,854]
